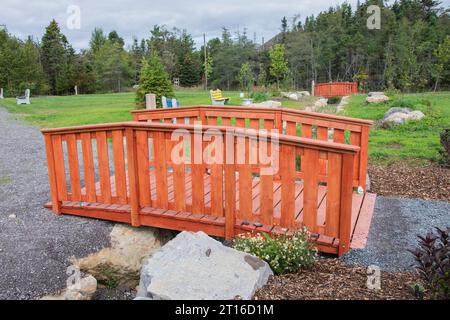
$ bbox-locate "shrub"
[439,129,450,167]
[250,91,272,103]
[409,227,450,300]
[327,96,342,105]
[233,229,317,275]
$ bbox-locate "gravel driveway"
[0,108,113,300]
[343,196,450,272]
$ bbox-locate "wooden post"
[311,80,315,96]
[338,153,355,256]
[145,94,157,110]
[125,128,141,227]
[44,134,61,214]
[359,126,369,191]
[0,87,4,99]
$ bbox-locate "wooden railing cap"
[41,121,360,154]
[131,105,374,126]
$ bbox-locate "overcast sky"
[1,0,449,51]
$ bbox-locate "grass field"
[0,90,313,128]
[342,92,450,163]
[1,89,448,164]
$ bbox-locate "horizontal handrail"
[131,105,374,127]
[42,121,360,155]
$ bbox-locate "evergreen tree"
[41,20,70,94]
[135,50,174,109]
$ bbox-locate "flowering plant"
[233,228,317,274]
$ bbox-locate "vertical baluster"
[259,137,273,226]
[210,133,224,216]
[153,131,169,209]
[280,144,296,228]
[52,135,67,202]
[81,133,96,203]
[191,129,204,214]
[171,133,186,211]
[136,130,151,206]
[112,130,127,204]
[66,134,81,201]
[317,126,328,176]
[333,128,345,143]
[325,152,342,238]
[303,148,319,233]
[96,131,112,204]
[238,135,252,220]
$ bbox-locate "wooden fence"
[314,82,358,97]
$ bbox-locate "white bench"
[16,89,30,105]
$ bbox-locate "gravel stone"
[342,196,450,272]
[0,108,113,300]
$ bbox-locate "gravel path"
[343,196,450,272]
[0,108,113,300]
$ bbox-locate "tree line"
[0,0,448,97]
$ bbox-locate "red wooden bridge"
[314,82,358,98]
[42,105,375,256]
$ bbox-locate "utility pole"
[204,33,208,90]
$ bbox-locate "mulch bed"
[254,259,429,300]
[368,163,449,202]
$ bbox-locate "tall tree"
[135,50,174,108]
[41,20,71,94]
[269,44,289,89]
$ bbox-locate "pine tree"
[41,20,70,94]
[135,50,174,109]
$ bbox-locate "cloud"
[0,0,361,50]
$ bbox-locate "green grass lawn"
[1,89,448,164]
[342,92,450,164]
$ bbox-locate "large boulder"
[382,107,425,126]
[136,231,273,300]
[71,225,174,286]
[366,92,389,103]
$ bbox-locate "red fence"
[314,82,358,98]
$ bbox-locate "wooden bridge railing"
[314,82,358,97]
[42,121,360,255]
[131,106,373,190]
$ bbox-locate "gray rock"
[136,231,273,300]
[366,92,390,103]
[409,110,425,120]
[384,107,412,119]
[382,108,425,125]
[314,98,328,108]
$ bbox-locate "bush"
[233,229,317,275]
[439,129,450,167]
[250,91,272,103]
[409,227,450,300]
[327,96,342,105]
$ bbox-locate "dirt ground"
[254,258,429,300]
